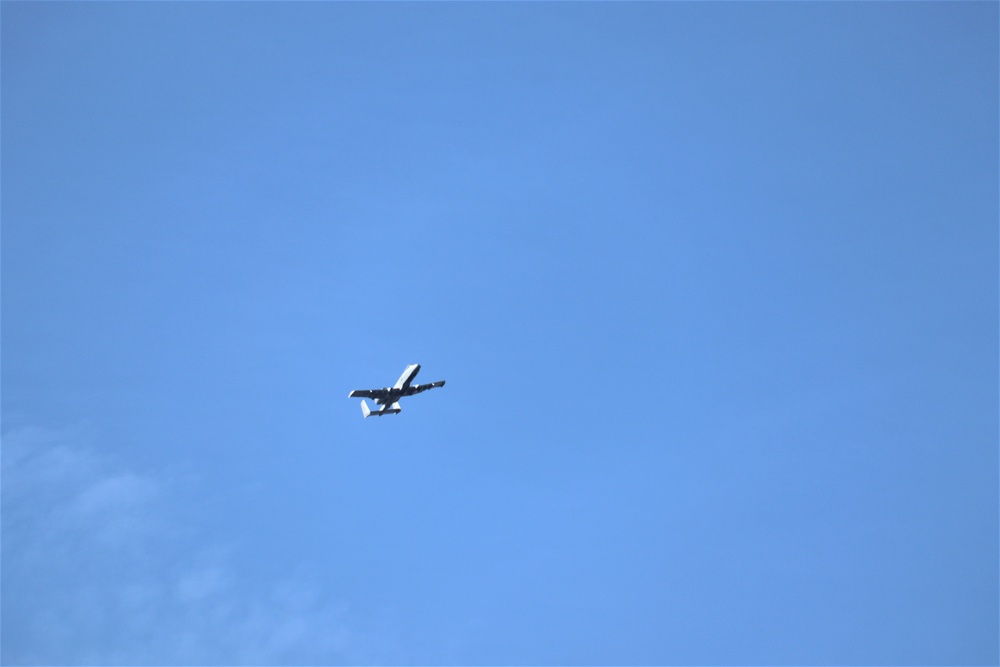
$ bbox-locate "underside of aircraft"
[348,364,445,418]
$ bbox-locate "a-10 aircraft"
[349,364,445,418]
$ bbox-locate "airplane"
[348,364,445,418]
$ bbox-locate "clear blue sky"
[2,3,997,665]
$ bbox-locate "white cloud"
[2,424,356,665]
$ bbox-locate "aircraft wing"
[348,388,388,400]
[406,380,445,395]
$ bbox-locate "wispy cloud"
[2,425,355,665]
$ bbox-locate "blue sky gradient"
[3,3,998,664]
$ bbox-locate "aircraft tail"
[361,401,402,418]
